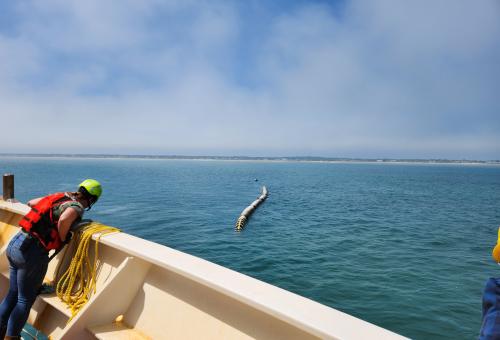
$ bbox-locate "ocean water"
[1,157,500,339]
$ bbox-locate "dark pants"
[0,232,49,337]
[480,278,500,340]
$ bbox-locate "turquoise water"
[2,157,500,339]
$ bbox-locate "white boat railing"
[0,199,407,340]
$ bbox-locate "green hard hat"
[78,179,102,201]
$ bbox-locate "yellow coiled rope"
[56,222,120,321]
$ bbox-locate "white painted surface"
[0,200,408,339]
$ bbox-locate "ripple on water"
[3,158,500,339]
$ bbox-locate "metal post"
[3,173,14,201]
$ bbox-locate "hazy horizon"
[1,152,498,162]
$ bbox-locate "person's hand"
[64,231,74,244]
[38,282,56,295]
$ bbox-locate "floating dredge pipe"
[235,186,268,231]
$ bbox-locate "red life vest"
[19,192,71,251]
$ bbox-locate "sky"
[0,0,499,160]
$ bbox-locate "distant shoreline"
[0,153,499,165]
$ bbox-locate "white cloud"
[17,0,153,51]
[0,0,499,159]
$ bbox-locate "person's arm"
[27,197,44,207]
[57,207,80,242]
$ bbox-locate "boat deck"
[0,200,407,339]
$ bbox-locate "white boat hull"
[0,200,407,340]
